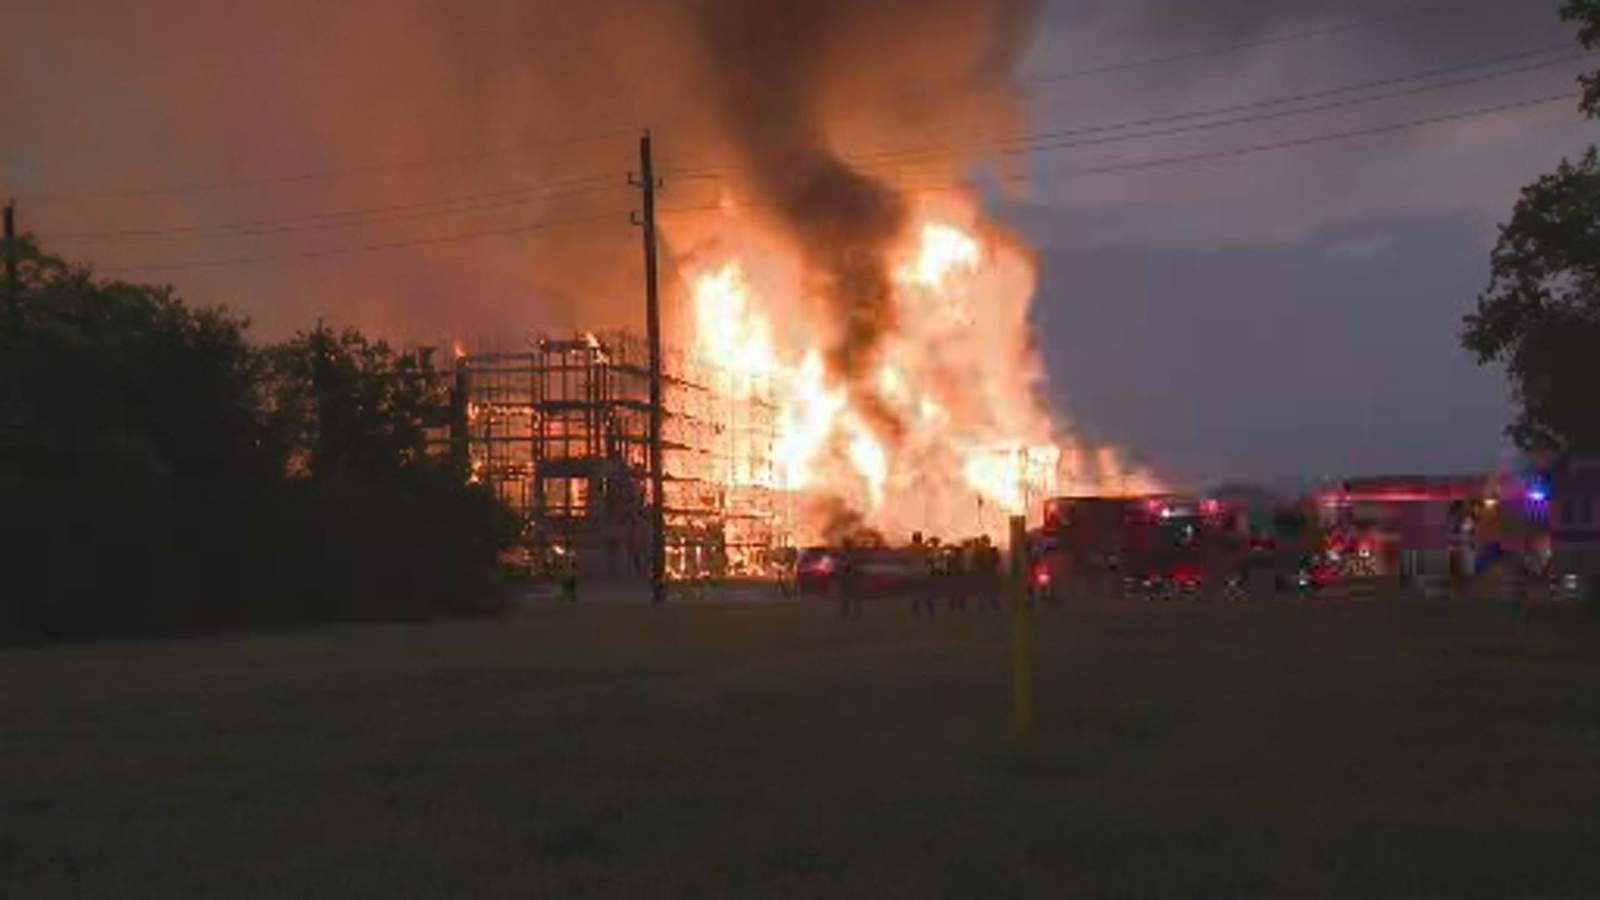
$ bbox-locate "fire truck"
[1032,494,1249,600]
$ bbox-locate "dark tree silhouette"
[266,324,444,480]
[1,239,513,639]
[1463,1,1600,453]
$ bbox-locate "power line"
[90,92,1574,275]
[94,206,633,274]
[11,0,1531,208]
[45,177,622,244]
[16,135,632,205]
[46,41,1579,245]
[1027,92,1576,181]
[680,0,1507,132]
[669,3,1563,174]
[1005,56,1581,160]
[658,92,1576,210]
[70,36,1542,244]
[1024,0,1466,84]
[896,47,1582,165]
[669,44,1584,178]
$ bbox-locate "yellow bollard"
[1008,515,1035,735]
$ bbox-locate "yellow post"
[1008,514,1035,735]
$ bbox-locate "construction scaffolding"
[444,331,789,581]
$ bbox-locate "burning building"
[670,202,1157,548]
[442,0,1158,579]
[650,0,1157,548]
[444,332,787,580]
[443,186,1159,583]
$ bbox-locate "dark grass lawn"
[4,597,1600,898]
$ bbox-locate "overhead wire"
[16,133,634,205]
[1024,0,1465,84]
[22,0,1582,272]
[93,90,1575,275]
[11,0,1525,208]
[95,206,636,274]
[1025,92,1577,182]
[46,177,625,244]
[46,41,1580,248]
[668,44,1586,178]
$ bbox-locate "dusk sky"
[1013,0,1595,486]
[4,0,1594,489]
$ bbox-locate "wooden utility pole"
[4,200,16,293]
[631,134,667,605]
[1009,514,1035,735]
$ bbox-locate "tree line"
[1464,0,1600,456]
[1,238,517,640]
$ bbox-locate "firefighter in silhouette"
[551,546,578,604]
[975,536,1003,613]
[945,543,969,612]
[837,539,864,620]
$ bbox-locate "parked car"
[793,546,930,597]
[794,547,840,597]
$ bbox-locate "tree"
[2,237,513,637]
[1463,1,1600,453]
[265,324,448,480]
[0,237,277,482]
[1,240,285,634]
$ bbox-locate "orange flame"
[676,191,1156,544]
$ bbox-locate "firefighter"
[837,541,864,620]
[555,548,578,604]
[945,544,969,612]
[975,536,1003,613]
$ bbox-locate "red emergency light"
[1172,566,1204,588]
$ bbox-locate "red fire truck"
[1033,495,1248,600]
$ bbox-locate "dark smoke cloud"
[693,1,908,393]
[690,0,1040,438]
[806,494,884,548]
[2,0,1041,354]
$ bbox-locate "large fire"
[675,191,1155,546]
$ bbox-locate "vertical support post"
[3,200,16,295]
[450,355,470,477]
[632,133,667,605]
[1009,514,1035,735]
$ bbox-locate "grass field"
[4,596,1600,898]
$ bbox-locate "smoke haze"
[2,0,1041,353]
[6,0,1589,485]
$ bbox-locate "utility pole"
[4,200,16,294]
[631,133,667,605]
[1009,513,1035,736]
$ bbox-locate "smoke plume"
[2,0,1038,348]
[688,0,1040,438]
